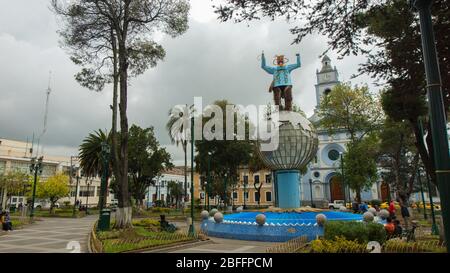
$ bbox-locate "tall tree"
[167,181,184,208]
[128,125,173,210]
[79,129,112,209]
[318,83,383,142]
[166,105,195,207]
[342,134,379,203]
[194,100,254,207]
[52,0,189,228]
[378,118,420,204]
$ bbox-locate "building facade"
[300,56,382,207]
[0,138,114,209]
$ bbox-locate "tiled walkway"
[0,216,96,253]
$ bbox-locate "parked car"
[328,200,346,209]
[33,201,60,209]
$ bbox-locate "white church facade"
[300,56,383,207]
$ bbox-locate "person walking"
[388,200,396,218]
[399,198,411,229]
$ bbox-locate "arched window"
[324,88,332,96]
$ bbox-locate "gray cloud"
[0,0,377,165]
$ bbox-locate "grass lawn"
[96,218,198,253]
[10,217,33,230]
[11,208,99,218]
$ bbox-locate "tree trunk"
[411,120,436,186]
[113,33,132,229]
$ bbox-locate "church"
[300,56,383,208]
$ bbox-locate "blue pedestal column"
[275,170,301,208]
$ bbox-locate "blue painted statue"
[261,52,301,111]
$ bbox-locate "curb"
[125,238,212,253]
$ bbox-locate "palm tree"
[166,105,194,211]
[79,129,112,209]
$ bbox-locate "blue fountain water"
[223,211,363,224]
[202,211,364,242]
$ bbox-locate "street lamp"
[417,169,428,220]
[243,175,248,209]
[207,151,212,211]
[223,172,228,210]
[29,156,43,219]
[425,172,439,235]
[411,0,450,252]
[309,179,314,207]
[85,178,93,215]
[188,116,195,236]
[71,166,82,217]
[339,152,347,206]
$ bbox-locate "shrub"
[324,221,386,244]
[370,199,382,207]
[133,218,160,228]
[311,237,367,253]
[383,239,446,253]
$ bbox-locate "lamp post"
[412,0,450,252]
[339,152,347,206]
[243,175,248,209]
[85,178,92,215]
[189,116,195,236]
[29,156,43,219]
[223,173,228,210]
[207,151,212,211]
[417,169,428,220]
[309,179,314,207]
[71,167,82,217]
[425,172,439,235]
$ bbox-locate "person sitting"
[2,211,12,231]
[393,219,403,237]
[384,217,395,238]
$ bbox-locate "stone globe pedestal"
[257,111,319,209]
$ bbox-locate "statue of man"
[261,52,301,111]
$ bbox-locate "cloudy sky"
[0,0,377,165]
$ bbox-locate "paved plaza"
[0,216,97,253]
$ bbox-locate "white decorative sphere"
[214,212,224,223]
[201,210,209,220]
[256,214,266,226]
[257,112,319,170]
[368,207,377,215]
[209,208,218,217]
[339,206,348,212]
[379,209,389,219]
[316,213,327,226]
[363,212,375,222]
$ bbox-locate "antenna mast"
[36,71,52,157]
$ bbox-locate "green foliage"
[383,239,446,253]
[318,83,383,142]
[128,125,173,206]
[343,136,379,201]
[35,173,70,213]
[79,129,112,179]
[194,100,255,204]
[377,118,419,199]
[0,170,30,197]
[370,200,382,207]
[324,221,386,244]
[310,236,368,253]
